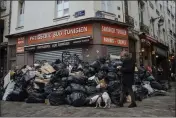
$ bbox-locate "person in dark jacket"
[118,51,137,108]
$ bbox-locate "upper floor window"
[101,1,112,13]
[149,1,154,9]
[160,4,162,11]
[18,0,25,27]
[168,19,170,28]
[56,0,69,18]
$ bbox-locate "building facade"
[6,0,132,70]
[0,0,12,78]
[5,0,176,75]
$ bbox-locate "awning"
[139,32,157,43]
[24,36,92,51]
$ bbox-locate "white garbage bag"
[142,81,154,94]
[3,71,11,89]
[2,80,15,101]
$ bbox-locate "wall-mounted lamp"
[156,55,159,58]
[141,48,145,52]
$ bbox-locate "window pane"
[57,10,63,17]
[64,1,69,9]
[19,14,24,26]
[57,4,63,11]
[63,8,69,16]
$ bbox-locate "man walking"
[118,51,137,108]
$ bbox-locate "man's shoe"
[128,103,137,108]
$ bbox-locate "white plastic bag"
[2,80,15,101]
[3,71,11,89]
[142,82,154,94]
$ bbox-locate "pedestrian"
[117,51,137,108]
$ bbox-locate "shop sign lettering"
[16,47,24,53]
[25,38,91,51]
[101,24,128,39]
[17,37,25,46]
[28,24,93,45]
[102,36,128,47]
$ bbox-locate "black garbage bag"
[53,63,67,71]
[6,87,28,101]
[106,72,118,82]
[55,59,62,64]
[134,85,148,101]
[111,60,123,68]
[61,77,68,88]
[90,60,101,72]
[0,87,4,100]
[107,80,120,92]
[97,71,106,80]
[83,67,96,77]
[109,90,121,105]
[6,76,29,101]
[150,81,163,90]
[65,92,87,107]
[71,64,78,73]
[55,69,69,78]
[100,64,109,73]
[108,66,117,73]
[67,76,87,85]
[85,86,98,95]
[47,87,66,105]
[86,79,98,86]
[25,91,46,103]
[65,83,86,94]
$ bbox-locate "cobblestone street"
[0,83,175,117]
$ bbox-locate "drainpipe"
[7,0,12,73]
[8,0,12,34]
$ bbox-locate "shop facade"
[139,33,157,67]
[6,19,129,70]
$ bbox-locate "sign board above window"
[74,10,85,18]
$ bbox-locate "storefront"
[6,19,129,69]
[139,33,157,66]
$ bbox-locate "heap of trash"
[0,54,169,107]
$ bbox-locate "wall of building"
[0,0,11,42]
[10,1,95,35]
[10,1,126,35]
[128,1,140,31]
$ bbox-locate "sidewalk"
[0,83,175,117]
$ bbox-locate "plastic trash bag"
[65,83,86,94]
[142,82,154,94]
[47,87,65,105]
[150,81,163,90]
[109,90,121,105]
[97,71,106,80]
[66,92,87,107]
[85,86,98,95]
[100,64,109,73]
[53,63,67,71]
[86,79,98,86]
[55,69,69,78]
[3,71,11,89]
[90,60,101,72]
[2,80,15,101]
[67,76,87,85]
[25,91,46,103]
[106,72,118,81]
[107,80,120,92]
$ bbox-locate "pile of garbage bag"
[0,55,169,107]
